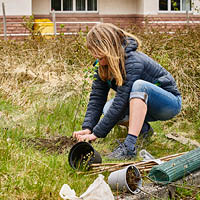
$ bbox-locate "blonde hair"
[86,23,141,86]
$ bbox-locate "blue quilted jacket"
[82,38,181,138]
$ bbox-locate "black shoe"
[139,122,154,139]
[107,141,137,160]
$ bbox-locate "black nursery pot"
[68,142,102,170]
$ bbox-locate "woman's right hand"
[73,129,91,139]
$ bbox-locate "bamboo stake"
[80,152,186,176]
[90,152,186,168]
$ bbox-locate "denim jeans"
[103,80,182,123]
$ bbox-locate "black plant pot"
[68,142,102,170]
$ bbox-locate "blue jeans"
[103,80,182,123]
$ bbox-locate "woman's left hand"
[77,133,97,142]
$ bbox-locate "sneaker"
[107,141,137,160]
[139,122,154,139]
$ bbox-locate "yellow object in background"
[34,19,54,39]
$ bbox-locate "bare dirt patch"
[23,136,77,154]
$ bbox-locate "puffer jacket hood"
[123,37,138,52]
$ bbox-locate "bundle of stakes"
[79,152,186,176]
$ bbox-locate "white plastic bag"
[59,174,114,200]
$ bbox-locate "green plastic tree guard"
[149,147,200,184]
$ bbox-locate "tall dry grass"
[0,26,199,125]
[0,35,91,107]
[135,26,200,122]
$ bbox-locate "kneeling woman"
[73,23,181,160]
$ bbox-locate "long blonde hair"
[86,23,140,86]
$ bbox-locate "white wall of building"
[32,0,50,15]
[136,0,144,14]
[1,0,199,16]
[0,0,32,15]
[143,0,158,15]
[99,0,137,15]
[32,0,138,15]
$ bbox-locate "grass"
[0,134,81,199]
[0,124,91,199]
[0,26,200,199]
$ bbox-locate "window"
[88,0,97,11]
[64,0,73,11]
[76,0,85,11]
[51,0,97,12]
[182,0,191,11]
[51,0,61,11]
[159,0,168,10]
[159,0,191,11]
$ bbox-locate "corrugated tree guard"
[149,147,200,184]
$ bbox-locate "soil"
[23,136,77,154]
[126,166,141,192]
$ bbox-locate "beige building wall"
[99,0,136,15]
[10,0,199,16]
[32,0,137,15]
[135,0,144,14]
[135,0,157,15]
[31,0,200,16]
[143,0,158,15]
[0,0,32,15]
[32,0,50,15]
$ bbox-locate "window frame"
[50,0,98,13]
[158,0,193,13]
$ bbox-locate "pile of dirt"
[23,136,77,154]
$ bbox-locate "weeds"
[0,26,199,199]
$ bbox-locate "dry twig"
[79,152,186,176]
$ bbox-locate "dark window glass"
[88,0,97,11]
[51,0,61,11]
[171,0,180,10]
[64,0,73,10]
[76,0,85,11]
[159,0,168,10]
